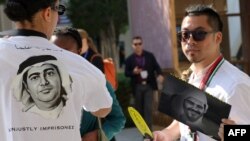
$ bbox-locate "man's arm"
[125,56,135,77]
[102,81,126,139]
[153,120,181,141]
[91,108,111,118]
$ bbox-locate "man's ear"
[23,81,30,94]
[204,104,208,113]
[41,7,53,22]
[215,31,223,44]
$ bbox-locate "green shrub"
[115,72,134,128]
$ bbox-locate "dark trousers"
[134,84,153,130]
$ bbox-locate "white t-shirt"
[0,36,112,141]
[179,60,250,141]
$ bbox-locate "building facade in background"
[127,0,178,69]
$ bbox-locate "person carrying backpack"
[78,29,118,90]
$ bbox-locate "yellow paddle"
[128,106,153,140]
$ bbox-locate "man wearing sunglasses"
[125,36,164,132]
[153,4,250,141]
[0,0,112,141]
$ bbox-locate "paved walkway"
[115,127,142,141]
[115,125,165,141]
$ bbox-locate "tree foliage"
[67,0,128,43]
[67,0,128,63]
[0,0,5,4]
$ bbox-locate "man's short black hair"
[184,4,223,32]
[132,36,143,43]
[54,27,83,50]
[132,36,142,40]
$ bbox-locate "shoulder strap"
[97,118,103,129]
[97,118,109,141]
[90,54,102,63]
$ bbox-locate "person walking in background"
[51,27,125,141]
[125,36,164,130]
[153,4,250,141]
[0,0,112,141]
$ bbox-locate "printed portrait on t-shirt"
[11,55,72,119]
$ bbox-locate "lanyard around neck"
[199,55,224,90]
[135,55,145,68]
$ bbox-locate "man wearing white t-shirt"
[0,0,112,141]
[153,4,250,141]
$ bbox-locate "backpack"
[91,54,118,90]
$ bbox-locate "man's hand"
[81,129,98,141]
[218,118,236,141]
[133,66,142,74]
[157,75,164,84]
[153,131,172,141]
[91,107,111,118]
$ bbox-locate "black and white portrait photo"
[159,74,231,140]
[159,81,208,131]
[11,55,72,119]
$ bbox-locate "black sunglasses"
[133,42,142,46]
[52,4,66,15]
[177,30,214,42]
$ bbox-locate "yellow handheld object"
[128,106,153,139]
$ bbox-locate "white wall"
[119,29,132,58]
[227,0,242,58]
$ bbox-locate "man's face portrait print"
[25,64,62,110]
[183,96,207,122]
[11,55,72,119]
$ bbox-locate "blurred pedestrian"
[125,36,164,130]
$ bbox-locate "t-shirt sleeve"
[81,67,112,112]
